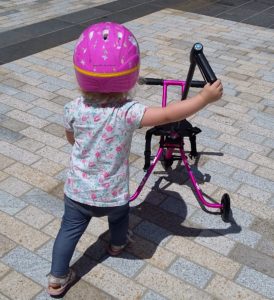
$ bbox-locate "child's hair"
[81,91,129,103]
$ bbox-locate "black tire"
[221,193,231,222]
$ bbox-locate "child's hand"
[199,80,223,104]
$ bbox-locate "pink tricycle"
[130,43,231,222]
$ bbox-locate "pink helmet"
[73,22,140,93]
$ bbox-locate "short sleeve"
[63,101,75,132]
[124,101,147,130]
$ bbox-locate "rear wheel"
[221,193,231,222]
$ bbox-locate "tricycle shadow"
[66,189,241,297]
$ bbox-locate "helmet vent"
[103,29,109,40]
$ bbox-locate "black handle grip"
[191,43,217,84]
[138,77,163,86]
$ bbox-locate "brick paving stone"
[230,244,274,278]
[237,184,271,203]
[0,126,24,142]
[142,290,167,300]
[206,274,267,300]
[0,171,8,182]
[13,137,44,152]
[27,107,54,119]
[194,229,236,256]
[0,271,42,300]
[42,123,65,138]
[165,236,240,279]
[257,238,274,258]
[15,205,54,229]
[0,211,50,251]
[20,127,66,148]
[136,265,213,300]
[168,257,213,289]
[21,188,64,218]
[4,162,60,192]
[36,145,70,166]
[103,252,145,278]
[236,266,274,299]
[127,235,176,270]
[61,279,112,300]
[233,169,274,193]
[32,158,65,176]
[83,264,146,299]
[133,220,171,247]
[31,98,64,114]
[0,262,9,279]
[0,235,16,258]
[0,176,32,197]
[219,133,270,155]
[1,117,29,132]
[1,246,51,286]
[255,166,274,182]
[0,190,27,215]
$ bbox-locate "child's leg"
[50,195,91,277]
[108,203,130,246]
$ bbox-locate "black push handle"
[139,77,205,88]
[138,77,163,86]
[191,43,217,84]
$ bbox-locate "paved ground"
[0,1,274,300]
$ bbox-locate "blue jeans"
[50,194,129,277]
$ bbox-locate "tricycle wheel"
[221,193,231,222]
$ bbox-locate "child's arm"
[141,80,223,127]
[65,130,75,145]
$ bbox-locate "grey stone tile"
[168,257,213,288]
[14,91,38,102]
[197,166,241,192]
[160,196,196,218]
[0,234,16,258]
[237,184,271,203]
[1,246,51,286]
[230,244,274,278]
[233,169,274,193]
[0,127,24,142]
[237,130,265,144]
[46,113,64,126]
[257,238,274,258]
[24,70,45,80]
[194,229,236,256]
[38,82,60,92]
[36,239,81,264]
[103,252,145,278]
[0,103,13,114]
[190,209,261,248]
[142,290,167,300]
[202,160,235,176]
[0,190,27,215]
[134,220,171,246]
[263,137,274,149]
[27,107,53,119]
[33,290,53,300]
[197,135,225,151]
[20,188,64,218]
[236,266,274,299]
[250,218,274,241]
[221,144,251,159]
[54,168,69,182]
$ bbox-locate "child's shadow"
[63,186,241,297]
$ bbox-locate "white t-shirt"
[63,96,147,207]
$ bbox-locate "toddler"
[47,22,223,296]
